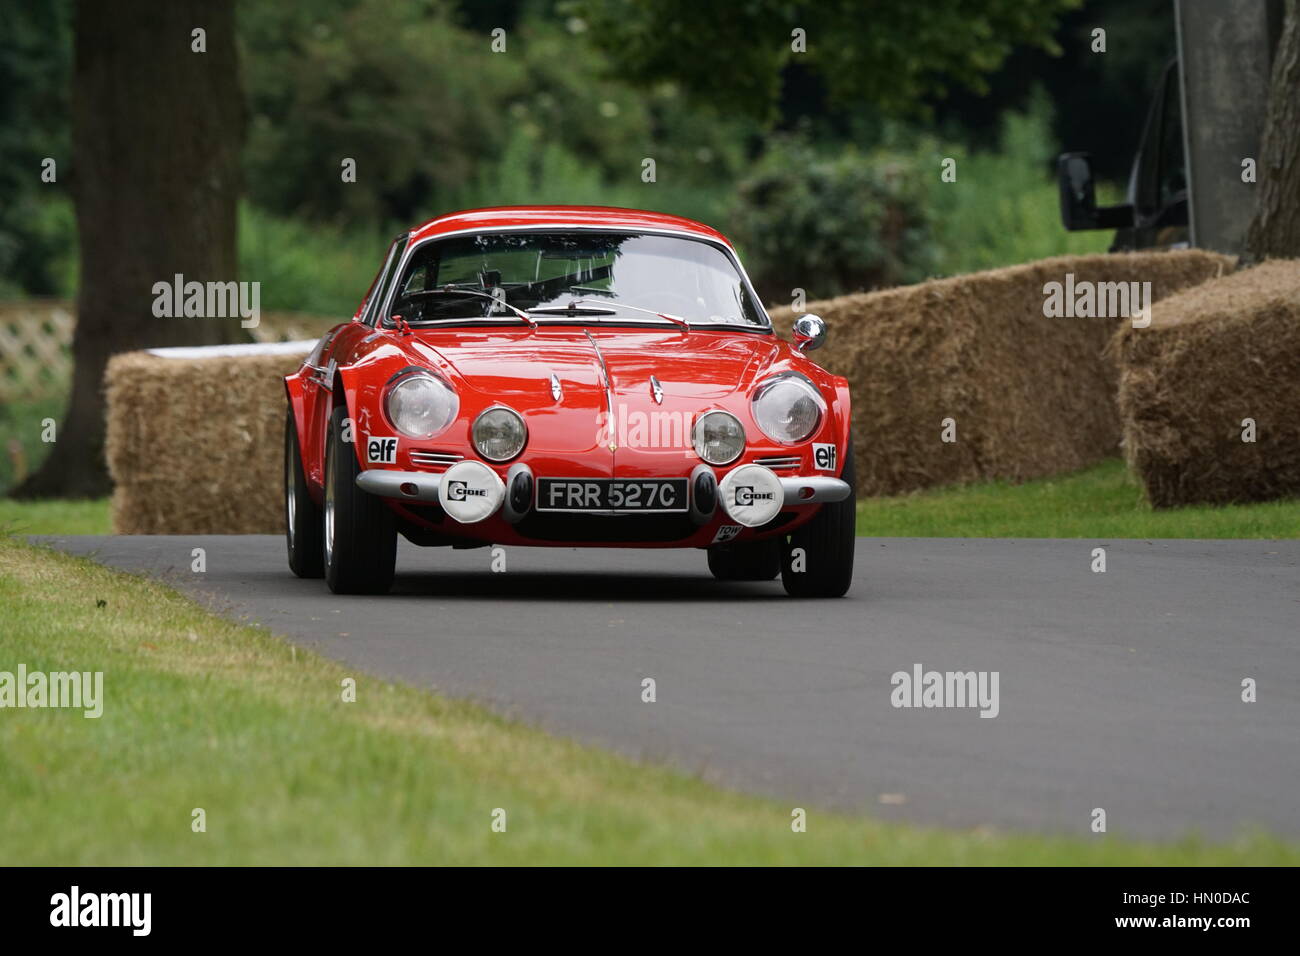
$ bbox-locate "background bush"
[728,135,936,305]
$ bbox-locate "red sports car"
[284,206,855,596]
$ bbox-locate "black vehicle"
[1057,60,1189,251]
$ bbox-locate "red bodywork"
[285,206,851,549]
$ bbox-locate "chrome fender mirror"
[792,313,827,353]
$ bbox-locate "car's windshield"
[388,231,767,329]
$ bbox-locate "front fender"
[334,353,421,471]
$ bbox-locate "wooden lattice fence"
[0,300,334,402]
[0,301,75,401]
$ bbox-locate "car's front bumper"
[356,468,850,509]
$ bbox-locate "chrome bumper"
[355,470,442,502]
[357,469,851,507]
[778,475,852,505]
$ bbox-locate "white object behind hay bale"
[106,341,315,534]
[145,340,317,359]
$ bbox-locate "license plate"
[536,478,688,513]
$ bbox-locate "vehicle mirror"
[1058,151,1133,231]
[792,314,827,353]
[1058,152,1100,230]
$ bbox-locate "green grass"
[1,534,1293,865]
[858,459,1300,539]
[0,498,110,535]
[0,396,67,497]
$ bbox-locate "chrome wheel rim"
[324,437,336,570]
[285,443,297,546]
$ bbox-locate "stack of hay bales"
[1110,259,1300,508]
[106,342,312,533]
[769,250,1232,497]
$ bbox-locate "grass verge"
[857,459,1300,539]
[0,534,1294,864]
[0,498,110,535]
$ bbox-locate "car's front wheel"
[324,405,396,594]
[781,435,856,598]
[285,407,324,578]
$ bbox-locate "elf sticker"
[812,443,838,471]
[366,436,397,464]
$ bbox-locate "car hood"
[405,327,782,405]
[398,326,784,464]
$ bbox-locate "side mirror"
[792,314,827,353]
[1057,151,1132,231]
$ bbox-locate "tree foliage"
[240,0,757,226]
[0,0,73,296]
[571,0,1081,122]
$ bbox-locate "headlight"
[473,406,527,462]
[692,410,745,465]
[751,375,825,444]
[386,372,459,439]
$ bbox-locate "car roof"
[406,205,732,247]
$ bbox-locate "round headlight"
[751,375,825,444]
[386,373,459,439]
[473,406,527,462]
[692,410,745,465]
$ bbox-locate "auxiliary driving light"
[719,463,784,528]
[437,460,505,524]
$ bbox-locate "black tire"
[285,407,324,578]
[782,435,856,597]
[323,404,396,594]
[707,538,782,581]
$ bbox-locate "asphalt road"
[38,534,1300,840]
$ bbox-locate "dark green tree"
[15,0,243,498]
[571,0,1080,122]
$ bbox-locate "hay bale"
[1110,259,1300,508]
[769,250,1233,497]
[106,343,312,533]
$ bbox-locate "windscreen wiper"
[528,300,617,317]
[568,298,690,330]
[399,286,536,328]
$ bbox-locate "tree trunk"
[13,0,243,499]
[1244,0,1300,262]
